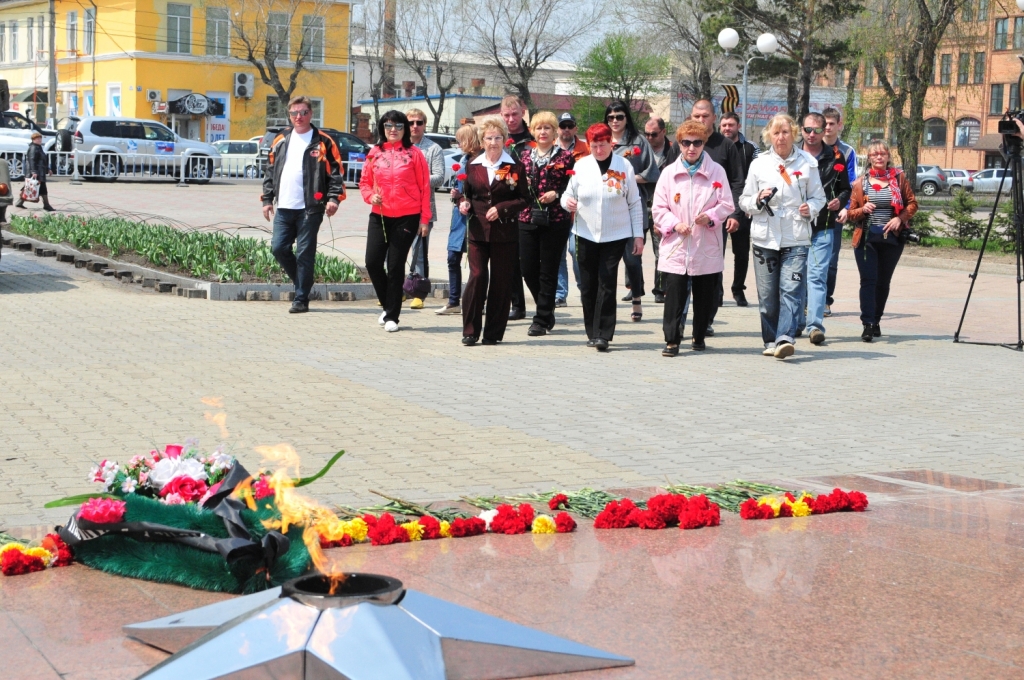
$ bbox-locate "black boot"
[15,197,25,209]
[861,324,873,342]
[42,197,55,212]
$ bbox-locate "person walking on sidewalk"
[796,113,851,346]
[718,111,757,306]
[555,112,590,307]
[436,124,481,317]
[359,110,432,332]
[15,132,55,212]
[822,107,858,317]
[643,116,680,304]
[502,95,535,322]
[407,108,445,310]
[261,96,345,314]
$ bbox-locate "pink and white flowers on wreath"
[88,439,236,505]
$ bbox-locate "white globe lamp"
[757,33,779,55]
[718,28,740,52]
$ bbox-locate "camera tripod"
[953,133,1024,351]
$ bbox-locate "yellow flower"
[0,542,28,557]
[531,515,557,534]
[439,521,452,538]
[24,547,55,566]
[401,521,424,541]
[343,518,368,543]
[758,496,783,517]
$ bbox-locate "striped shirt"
[865,182,894,233]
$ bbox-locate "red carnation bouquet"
[740,488,868,520]
[594,494,720,531]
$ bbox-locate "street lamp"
[729,32,778,139]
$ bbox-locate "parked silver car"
[970,168,1014,193]
[915,165,949,196]
[72,117,221,182]
[942,169,974,194]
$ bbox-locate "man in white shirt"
[261,95,345,313]
[406,108,445,309]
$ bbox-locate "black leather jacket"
[25,143,47,178]
[261,125,346,212]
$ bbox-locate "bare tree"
[394,0,468,131]
[475,0,597,109]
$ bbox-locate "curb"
[1,229,449,302]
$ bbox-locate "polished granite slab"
[2,471,1023,679]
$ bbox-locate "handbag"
[403,238,432,299]
[21,177,40,203]
[529,207,550,227]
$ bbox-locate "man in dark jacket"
[501,94,535,320]
[797,112,851,345]
[689,100,745,335]
[719,112,757,306]
[261,95,345,313]
[15,132,54,212]
[642,116,679,302]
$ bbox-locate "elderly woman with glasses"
[457,116,531,345]
[847,140,918,342]
[561,123,645,352]
[359,110,433,332]
[738,113,826,359]
[605,100,659,322]
[651,120,734,356]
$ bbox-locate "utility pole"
[48,0,57,126]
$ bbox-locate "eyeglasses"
[644,131,661,138]
[289,110,311,118]
[679,139,704,148]
[483,136,504,143]
[559,123,576,129]
[802,126,824,134]
[383,122,405,131]
[409,120,425,127]
[607,114,626,122]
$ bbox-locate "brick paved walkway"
[2,186,1024,529]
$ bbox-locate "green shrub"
[9,214,360,283]
[943,190,983,249]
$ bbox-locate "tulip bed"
[8,214,360,283]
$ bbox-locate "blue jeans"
[556,233,581,301]
[447,250,463,306]
[752,245,808,347]
[797,229,833,335]
[826,225,843,306]
[272,207,324,304]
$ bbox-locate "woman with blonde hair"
[457,116,530,345]
[847,140,917,342]
[739,113,825,359]
[651,120,734,356]
[518,111,576,336]
[437,124,482,316]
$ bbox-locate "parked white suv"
[72,117,221,182]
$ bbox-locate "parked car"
[1,111,57,150]
[0,157,13,223]
[970,168,1014,193]
[915,165,948,196]
[258,127,370,184]
[72,117,221,182]
[942,169,974,194]
[0,135,28,180]
[213,139,262,178]
[425,133,457,150]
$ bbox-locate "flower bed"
[7,214,361,283]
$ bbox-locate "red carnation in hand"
[1,550,47,576]
[314,192,324,201]
[712,181,723,189]
[456,173,467,181]
[554,512,576,533]
[450,516,486,537]
[633,146,641,155]
[418,515,442,540]
[594,499,639,528]
[367,513,410,545]
[452,163,461,171]
[792,171,803,178]
[548,494,569,511]
[834,163,845,172]
[566,169,576,176]
[505,139,514,147]
[160,476,208,503]
[42,533,74,567]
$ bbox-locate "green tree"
[944,189,982,249]
[574,33,670,111]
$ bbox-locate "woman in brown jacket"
[847,141,917,342]
[458,116,531,345]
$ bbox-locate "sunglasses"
[289,110,311,118]
[559,123,576,129]
[409,120,425,127]
[679,139,704,148]
[607,114,627,122]
[644,131,661,137]
[802,126,824,134]
[383,122,405,131]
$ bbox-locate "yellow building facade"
[0,0,353,141]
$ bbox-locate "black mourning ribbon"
[58,462,291,578]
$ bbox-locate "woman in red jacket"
[359,110,432,332]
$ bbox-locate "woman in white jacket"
[739,113,826,359]
[561,123,645,351]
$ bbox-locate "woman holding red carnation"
[605,100,660,322]
[437,124,482,316]
[847,141,918,342]
[651,120,734,356]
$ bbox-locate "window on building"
[991,84,1004,114]
[206,7,229,56]
[84,8,94,56]
[962,0,973,22]
[66,11,77,53]
[958,53,970,84]
[864,62,874,87]
[0,25,6,64]
[301,15,324,63]
[1016,17,1024,49]
[27,18,33,61]
[978,0,988,20]
[10,21,17,61]
[940,54,952,85]
[267,12,289,60]
[1012,83,1021,110]
[995,18,1008,49]
[923,118,947,147]
[167,4,191,54]
[955,117,981,147]
[974,52,985,83]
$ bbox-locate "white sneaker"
[435,304,461,315]
[378,311,386,326]
[774,342,795,359]
[762,346,775,356]
[384,321,399,332]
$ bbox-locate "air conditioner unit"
[146,89,161,103]
[233,73,254,99]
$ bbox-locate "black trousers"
[854,238,904,324]
[463,239,517,341]
[365,213,418,323]
[663,272,717,344]
[520,222,571,330]
[649,225,665,295]
[576,235,627,341]
[730,217,751,293]
[510,241,526,312]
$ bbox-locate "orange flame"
[201,396,225,408]
[253,444,347,594]
[205,411,229,439]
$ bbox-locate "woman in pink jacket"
[651,120,735,356]
[359,110,432,332]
